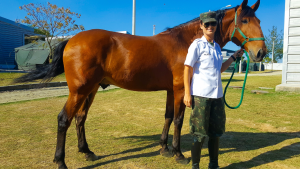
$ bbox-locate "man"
[183,11,244,169]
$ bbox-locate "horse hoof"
[57,165,68,169]
[175,156,190,165]
[85,153,99,161]
[55,162,68,169]
[53,159,68,169]
[160,148,174,157]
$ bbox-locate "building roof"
[0,16,34,32]
[221,48,236,53]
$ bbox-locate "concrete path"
[0,85,119,104]
[222,71,282,77]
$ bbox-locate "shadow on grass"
[219,131,300,169]
[222,142,300,168]
[80,132,300,168]
[222,79,244,83]
[79,142,160,169]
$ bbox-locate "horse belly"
[105,67,173,91]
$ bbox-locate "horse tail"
[14,40,69,83]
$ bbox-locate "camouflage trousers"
[189,96,226,141]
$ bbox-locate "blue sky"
[1,0,285,51]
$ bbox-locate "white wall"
[281,0,300,84]
[264,63,283,70]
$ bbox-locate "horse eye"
[242,19,248,24]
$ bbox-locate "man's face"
[200,21,217,37]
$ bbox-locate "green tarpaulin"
[15,40,50,71]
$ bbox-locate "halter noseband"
[231,11,265,47]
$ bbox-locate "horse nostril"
[256,49,265,60]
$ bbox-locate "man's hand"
[233,48,244,59]
[184,94,192,108]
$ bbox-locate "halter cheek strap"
[231,11,265,47]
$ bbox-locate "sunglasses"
[204,22,217,28]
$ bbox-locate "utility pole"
[271,37,276,71]
[153,25,155,35]
[239,59,242,73]
[259,62,261,71]
[132,0,136,35]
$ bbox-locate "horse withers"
[14,0,266,168]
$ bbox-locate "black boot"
[208,137,220,169]
[191,137,205,169]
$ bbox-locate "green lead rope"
[223,10,265,109]
[223,50,250,109]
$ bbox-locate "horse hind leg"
[172,89,189,164]
[160,90,174,157]
[75,86,99,161]
[53,86,97,169]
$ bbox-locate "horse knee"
[173,118,183,127]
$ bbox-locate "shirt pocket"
[199,53,214,69]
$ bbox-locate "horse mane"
[161,5,256,43]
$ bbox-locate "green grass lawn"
[0,72,66,86]
[0,75,299,169]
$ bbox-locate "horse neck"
[215,8,236,48]
[159,9,236,49]
[163,20,202,48]
[170,9,236,49]
[181,20,203,45]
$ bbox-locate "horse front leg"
[75,86,99,161]
[160,90,174,157]
[172,89,189,164]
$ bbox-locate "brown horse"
[15,0,266,168]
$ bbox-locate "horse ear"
[251,0,260,12]
[238,0,248,11]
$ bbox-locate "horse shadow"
[79,131,300,169]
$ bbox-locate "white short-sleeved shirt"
[184,36,223,98]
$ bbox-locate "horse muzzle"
[248,48,266,62]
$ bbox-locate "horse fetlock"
[172,148,183,157]
[78,142,91,153]
[159,138,167,146]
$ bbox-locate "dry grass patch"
[1,75,300,168]
[0,72,66,86]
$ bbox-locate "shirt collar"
[201,35,215,44]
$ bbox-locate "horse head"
[230,0,267,62]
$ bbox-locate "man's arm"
[184,65,193,108]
